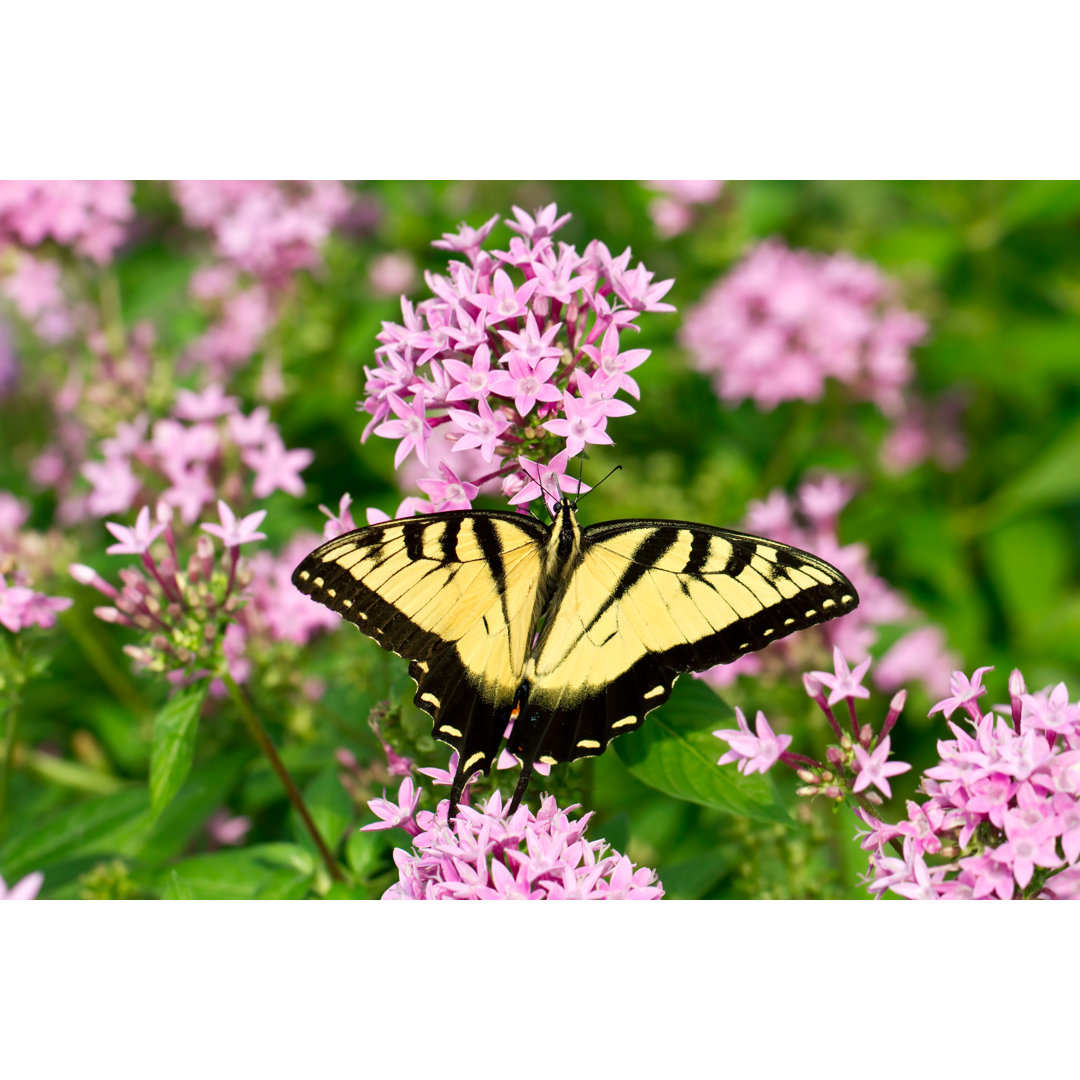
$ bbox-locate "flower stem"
[0,692,17,825]
[222,673,345,883]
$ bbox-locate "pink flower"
[104,505,167,555]
[0,870,44,900]
[360,204,672,514]
[681,240,925,414]
[713,707,792,775]
[448,397,510,464]
[509,451,589,515]
[851,736,911,799]
[444,344,497,403]
[244,437,314,499]
[991,808,1063,889]
[82,457,140,517]
[373,392,433,468]
[542,392,615,457]
[0,181,133,262]
[372,782,662,901]
[0,575,72,632]
[929,666,994,721]
[416,462,479,512]
[811,646,872,707]
[201,500,268,548]
[363,777,422,836]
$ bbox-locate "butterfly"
[292,498,858,814]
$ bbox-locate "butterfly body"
[293,502,858,812]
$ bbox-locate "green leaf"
[162,844,317,899]
[983,416,1080,526]
[0,788,149,881]
[658,848,738,900]
[982,517,1072,639]
[149,679,209,817]
[324,881,374,900]
[613,678,790,823]
[162,870,195,900]
[139,751,252,866]
[290,767,351,856]
[345,827,388,880]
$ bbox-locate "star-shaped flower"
[811,646,872,707]
[713,707,792,775]
[509,451,590,515]
[372,392,433,469]
[929,666,994,720]
[852,735,911,799]
[104,505,166,555]
[448,396,510,463]
[200,500,268,548]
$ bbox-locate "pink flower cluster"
[701,475,955,697]
[860,667,1080,900]
[71,500,336,681]
[172,181,351,287]
[0,573,72,633]
[364,771,663,900]
[172,181,353,377]
[359,203,674,514]
[0,253,82,343]
[714,646,912,805]
[0,492,73,632]
[0,181,134,264]
[680,240,926,414]
[78,383,313,525]
[645,180,724,238]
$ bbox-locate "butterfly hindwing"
[517,519,858,764]
[291,511,550,779]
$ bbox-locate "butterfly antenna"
[576,464,621,504]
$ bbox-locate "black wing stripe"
[585,529,679,636]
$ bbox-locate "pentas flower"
[0,252,81,343]
[364,768,663,900]
[700,476,954,697]
[644,180,724,238]
[77,383,314,525]
[0,181,134,263]
[681,239,927,416]
[858,667,1080,899]
[200,500,268,548]
[171,181,351,289]
[714,707,793,775]
[358,204,673,515]
[0,870,44,899]
[714,649,912,810]
[72,501,335,684]
[0,574,73,632]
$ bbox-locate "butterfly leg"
[505,686,553,814]
[508,759,535,815]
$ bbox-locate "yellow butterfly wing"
[509,519,858,766]
[292,511,548,778]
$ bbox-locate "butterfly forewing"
[291,511,550,778]
[517,520,858,764]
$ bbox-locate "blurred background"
[1,180,1079,899]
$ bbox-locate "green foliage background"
[3,180,1080,899]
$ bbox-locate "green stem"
[222,673,345,883]
[0,693,16,822]
[64,611,153,720]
